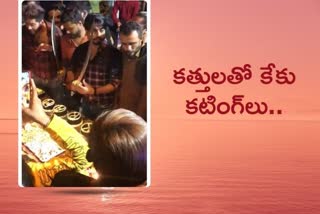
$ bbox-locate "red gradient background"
[1,0,320,213]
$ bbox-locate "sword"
[76,22,95,82]
[51,14,64,82]
[71,22,95,96]
[51,15,60,69]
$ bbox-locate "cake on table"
[67,111,83,129]
[42,98,55,115]
[53,104,67,118]
[80,121,93,136]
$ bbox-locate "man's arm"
[45,115,92,173]
[74,79,119,95]
[111,1,121,28]
[74,47,122,95]
[22,79,92,174]
[66,44,83,90]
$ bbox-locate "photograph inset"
[20,0,148,187]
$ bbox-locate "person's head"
[87,109,147,186]
[46,2,65,28]
[61,8,84,39]
[120,21,144,58]
[65,1,91,21]
[84,14,106,46]
[22,2,45,34]
[99,1,111,16]
[132,12,147,30]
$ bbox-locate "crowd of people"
[22,0,147,120]
[21,1,148,187]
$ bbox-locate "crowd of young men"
[21,1,148,187]
[22,1,147,120]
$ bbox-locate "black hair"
[40,1,65,12]
[120,21,143,39]
[65,1,91,13]
[83,13,105,31]
[22,2,45,22]
[61,7,83,24]
[99,1,110,8]
[135,12,147,29]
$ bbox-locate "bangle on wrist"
[93,87,97,96]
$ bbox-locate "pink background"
[1,0,320,213]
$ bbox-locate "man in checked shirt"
[70,14,122,120]
[22,2,65,103]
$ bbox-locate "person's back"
[52,108,147,187]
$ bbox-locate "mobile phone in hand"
[21,71,30,107]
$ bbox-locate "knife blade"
[76,22,95,82]
[51,15,60,69]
